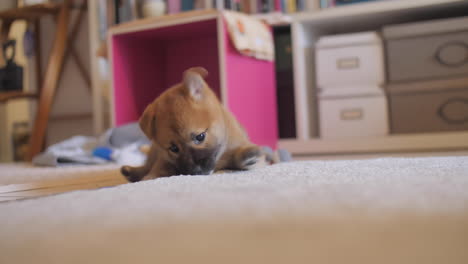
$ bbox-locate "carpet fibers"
[1,156,467,263]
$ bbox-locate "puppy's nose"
[190,148,211,164]
[193,166,202,174]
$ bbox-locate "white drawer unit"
[319,95,389,139]
[315,31,385,88]
[280,0,468,155]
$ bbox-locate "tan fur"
[121,67,266,182]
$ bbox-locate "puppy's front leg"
[219,145,266,171]
[121,145,158,182]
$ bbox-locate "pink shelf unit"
[108,11,278,148]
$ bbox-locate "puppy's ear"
[183,67,208,101]
[139,103,156,140]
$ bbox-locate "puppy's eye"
[194,132,206,144]
[169,144,179,153]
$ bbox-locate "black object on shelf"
[274,26,297,139]
[0,40,23,92]
[335,0,380,5]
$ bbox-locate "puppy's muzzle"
[177,146,219,175]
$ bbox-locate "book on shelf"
[181,0,195,11]
[126,0,389,18]
[336,0,383,5]
[287,0,296,13]
[163,0,312,15]
[167,0,181,14]
[320,0,388,9]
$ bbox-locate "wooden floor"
[0,165,126,203]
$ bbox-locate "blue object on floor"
[92,147,115,161]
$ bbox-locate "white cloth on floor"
[33,123,149,167]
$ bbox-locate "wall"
[39,9,94,146]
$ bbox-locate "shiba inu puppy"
[121,67,266,182]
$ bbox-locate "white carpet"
[1,156,468,263]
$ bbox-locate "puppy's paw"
[236,146,266,170]
[120,166,144,183]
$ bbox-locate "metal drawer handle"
[434,41,468,67]
[341,108,363,120]
[437,98,468,124]
[337,57,360,70]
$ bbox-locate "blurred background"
[1,0,467,163]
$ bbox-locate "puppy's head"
[140,67,225,176]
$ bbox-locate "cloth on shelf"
[223,11,275,61]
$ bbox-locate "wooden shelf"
[279,131,468,156]
[109,9,218,35]
[0,91,38,103]
[0,3,60,20]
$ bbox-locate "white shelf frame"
[286,0,468,155]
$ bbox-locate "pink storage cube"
[108,11,278,148]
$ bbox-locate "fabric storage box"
[315,32,385,88]
[383,16,468,83]
[318,93,389,138]
[388,77,468,134]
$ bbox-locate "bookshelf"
[279,0,468,155]
[143,0,321,19]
